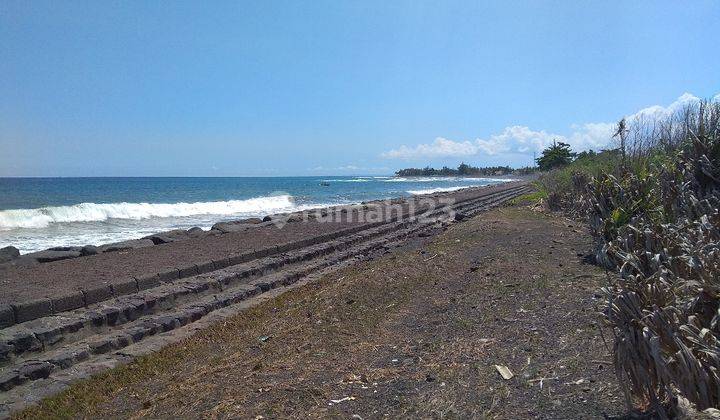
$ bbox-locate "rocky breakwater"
[0,182,531,417]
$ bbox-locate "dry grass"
[16,206,621,419]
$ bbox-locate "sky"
[1,1,719,177]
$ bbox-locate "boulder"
[26,249,81,263]
[211,222,255,234]
[145,229,189,245]
[186,227,205,237]
[285,213,305,223]
[80,245,100,256]
[454,212,468,221]
[0,246,20,264]
[262,215,273,222]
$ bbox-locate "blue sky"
[1,1,718,177]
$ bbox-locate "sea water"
[0,176,514,253]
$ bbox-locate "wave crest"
[407,186,468,195]
[0,195,296,230]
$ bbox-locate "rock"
[262,215,273,222]
[99,238,155,253]
[186,227,205,236]
[211,222,255,234]
[0,246,20,264]
[27,249,81,263]
[454,212,468,221]
[18,361,54,380]
[285,214,305,223]
[145,229,189,245]
[80,245,100,256]
[0,304,15,328]
[11,298,53,323]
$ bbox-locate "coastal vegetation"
[536,100,720,416]
[395,163,535,177]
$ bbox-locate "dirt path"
[16,205,623,419]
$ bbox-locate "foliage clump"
[540,100,720,417]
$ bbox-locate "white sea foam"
[321,178,370,183]
[406,186,469,195]
[0,195,298,230]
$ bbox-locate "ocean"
[0,176,514,253]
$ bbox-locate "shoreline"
[0,181,529,307]
[0,176,528,256]
[0,182,532,415]
[0,178,525,260]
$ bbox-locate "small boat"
[319,182,331,186]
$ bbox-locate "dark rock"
[0,370,22,391]
[177,264,198,278]
[27,249,81,263]
[196,260,215,274]
[49,351,79,369]
[211,222,256,233]
[110,278,138,296]
[262,215,273,222]
[418,231,432,238]
[0,304,15,328]
[89,339,112,354]
[145,229,189,245]
[454,212,468,221]
[158,268,180,283]
[0,246,20,264]
[186,227,204,236]
[82,285,113,305]
[18,361,54,380]
[10,331,42,353]
[135,273,160,290]
[33,325,64,346]
[51,291,85,313]
[80,245,100,256]
[0,342,13,360]
[12,298,53,323]
[100,306,122,325]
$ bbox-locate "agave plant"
[587,127,720,417]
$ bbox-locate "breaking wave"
[0,195,297,230]
[407,186,468,195]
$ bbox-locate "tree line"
[395,163,535,177]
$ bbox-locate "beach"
[0,181,534,416]
[6,194,624,419]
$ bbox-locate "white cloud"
[381,93,718,161]
[627,92,701,122]
[381,137,479,159]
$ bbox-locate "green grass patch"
[508,190,548,206]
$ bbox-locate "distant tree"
[395,163,515,177]
[536,141,575,171]
[576,149,597,161]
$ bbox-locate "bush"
[546,100,720,416]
